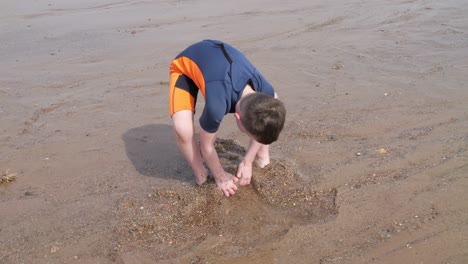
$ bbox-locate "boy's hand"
[236,160,253,186]
[215,171,239,197]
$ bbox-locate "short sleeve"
[199,105,224,133]
[199,84,228,133]
[252,69,275,97]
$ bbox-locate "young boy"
[169,40,286,197]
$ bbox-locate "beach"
[1,0,468,263]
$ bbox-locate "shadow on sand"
[122,123,192,182]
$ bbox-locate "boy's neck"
[241,83,255,98]
[235,84,255,115]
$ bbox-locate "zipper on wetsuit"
[215,43,233,78]
[217,43,233,64]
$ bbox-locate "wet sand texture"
[1,0,468,263]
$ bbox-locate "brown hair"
[240,93,286,144]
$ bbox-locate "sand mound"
[114,138,337,261]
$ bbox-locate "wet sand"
[1,0,468,263]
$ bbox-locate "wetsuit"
[169,40,275,133]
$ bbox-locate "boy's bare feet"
[255,144,270,168]
[194,167,209,186]
[254,157,270,168]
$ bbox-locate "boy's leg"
[172,110,208,185]
[255,144,270,168]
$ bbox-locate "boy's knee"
[172,110,194,143]
[173,126,192,143]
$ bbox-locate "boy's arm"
[236,92,279,185]
[199,127,238,197]
[236,138,263,186]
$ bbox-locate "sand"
[1,0,468,263]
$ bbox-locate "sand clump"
[251,162,338,224]
[0,170,17,185]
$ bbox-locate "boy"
[169,40,286,197]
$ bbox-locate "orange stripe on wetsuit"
[169,56,205,116]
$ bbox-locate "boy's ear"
[234,112,241,120]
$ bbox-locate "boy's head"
[235,93,286,145]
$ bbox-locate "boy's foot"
[255,145,270,168]
[194,168,209,186]
[254,157,270,168]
